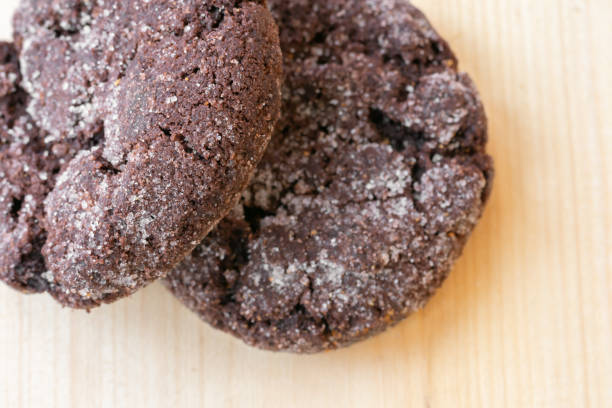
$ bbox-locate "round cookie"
[6,0,282,308]
[164,0,494,352]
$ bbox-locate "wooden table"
[1,0,610,406]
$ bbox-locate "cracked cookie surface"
[6,0,282,308]
[164,0,494,353]
[0,41,79,295]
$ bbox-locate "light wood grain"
[1,0,610,407]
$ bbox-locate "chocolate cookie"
[5,0,282,308]
[164,0,494,352]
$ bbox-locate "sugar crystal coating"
[164,0,494,352]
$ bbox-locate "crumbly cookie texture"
[164,0,494,353]
[0,41,73,294]
[5,0,282,308]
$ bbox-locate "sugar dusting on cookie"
[165,0,493,353]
